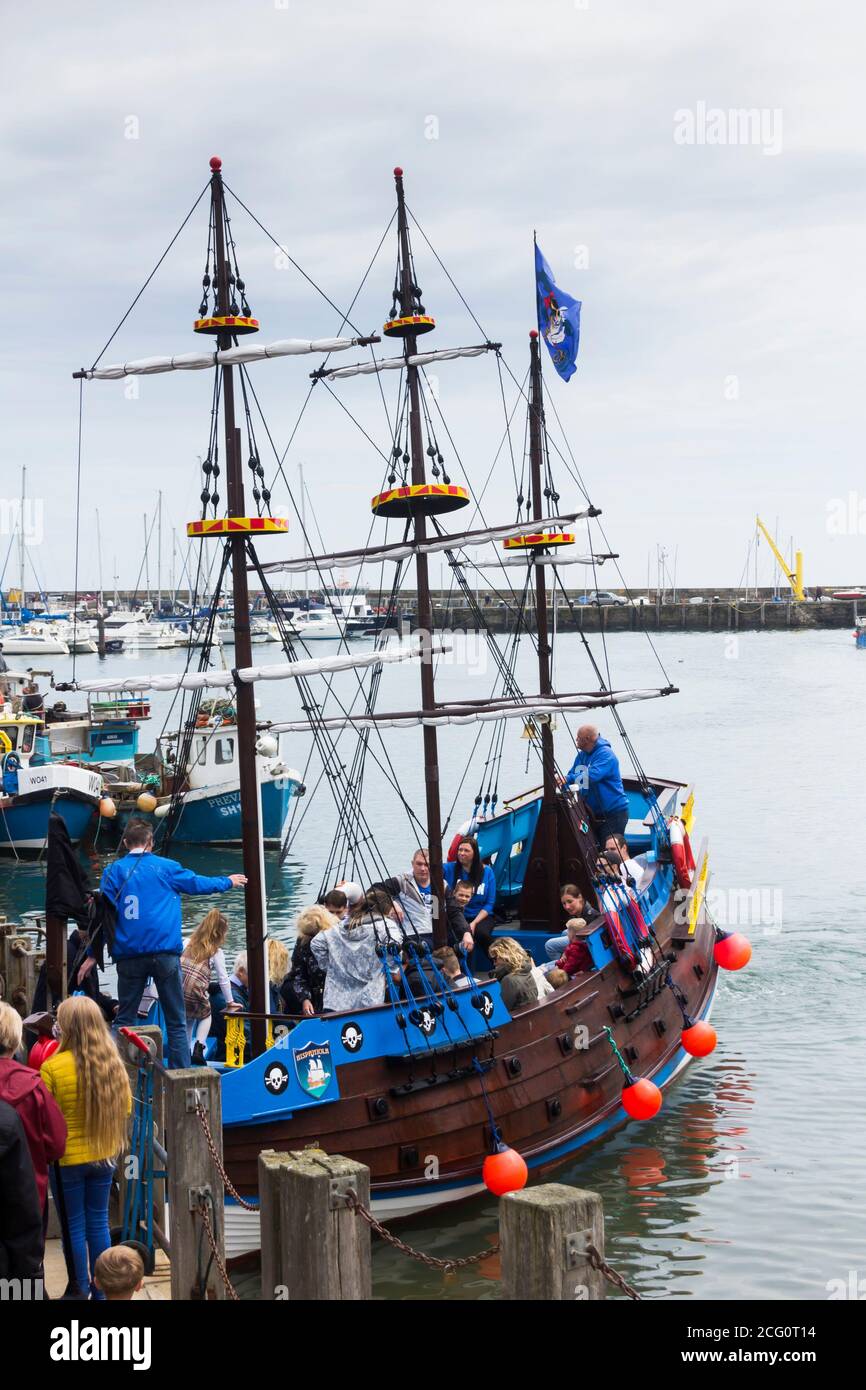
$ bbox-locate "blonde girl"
[40,996,131,1301]
[268,937,291,1013]
[181,909,238,1064]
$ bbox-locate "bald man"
[562,724,629,842]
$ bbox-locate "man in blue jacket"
[561,724,630,843]
[99,820,247,1069]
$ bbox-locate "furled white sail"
[259,513,592,575]
[77,337,372,381]
[59,640,452,694]
[475,553,603,568]
[269,688,675,733]
[315,344,495,381]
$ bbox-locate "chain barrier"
[343,1187,499,1274]
[196,1194,240,1301]
[195,1108,639,1298]
[195,1101,257,1210]
[586,1243,642,1300]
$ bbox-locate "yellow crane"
[755,516,805,601]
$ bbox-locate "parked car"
[575,590,628,606]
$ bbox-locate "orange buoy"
[136,792,158,813]
[482,1144,528,1196]
[681,1019,717,1057]
[99,796,117,818]
[622,1076,663,1121]
[713,930,752,971]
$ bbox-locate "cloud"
[2,0,865,594]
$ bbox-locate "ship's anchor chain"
[340,1187,499,1274]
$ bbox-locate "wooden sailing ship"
[66,156,749,1257]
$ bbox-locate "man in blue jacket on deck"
[97,820,247,1069]
[561,724,630,844]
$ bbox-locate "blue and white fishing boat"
[0,710,102,853]
[150,710,303,847]
[60,156,751,1258]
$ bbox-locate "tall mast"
[18,466,25,617]
[394,168,446,944]
[528,331,560,923]
[210,158,269,1053]
[96,509,104,609]
[143,514,150,606]
[156,490,162,615]
[299,462,307,603]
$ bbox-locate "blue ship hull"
[0,793,97,853]
[162,775,300,847]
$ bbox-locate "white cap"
[337,880,363,907]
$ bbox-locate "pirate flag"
[535,240,581,382]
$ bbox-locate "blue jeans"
[52,1161,114,1300]
[545,933,568,961]
[115,952,191,1069]
[596,805,629,842]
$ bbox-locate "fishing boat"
[147,707,303,848]
[61,157,749,1257]
[0,709,102,852]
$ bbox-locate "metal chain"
[195,1102,256,1211]
[196,1195,240,1301]
[586,1243,642,1300]
[344,1188,498,1274]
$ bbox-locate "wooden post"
[257,1149,298,1299]
[5,936,42,1016]
[500,1183,606,1300]
[163,1066,225,1300]
[261,1149,371,1300]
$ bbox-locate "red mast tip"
[393,166,403,177]
[209,156,222,171]
[529,329,539,339]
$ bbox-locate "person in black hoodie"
[0,1098,44,1283]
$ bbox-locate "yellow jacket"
[40,1049,130,1166]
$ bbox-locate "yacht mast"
[156,490,162,615]
[210,157,269,1051]
[394,168,447,944]
[18,465,26,617]
[527,331,561,922]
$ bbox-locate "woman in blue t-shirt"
[443,835,496,958]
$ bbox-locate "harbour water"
[1,627,862,1300]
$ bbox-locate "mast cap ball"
[209,156,222,171]
[529,329,539,339]
[393,166,403,176]
[482,1144,528,1196]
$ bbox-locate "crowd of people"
[0,996,143,1299]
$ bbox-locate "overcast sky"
[3,0,865,594]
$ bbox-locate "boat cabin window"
[21,724,35,754]
[214,736,235,766]
[0,725,19,750]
